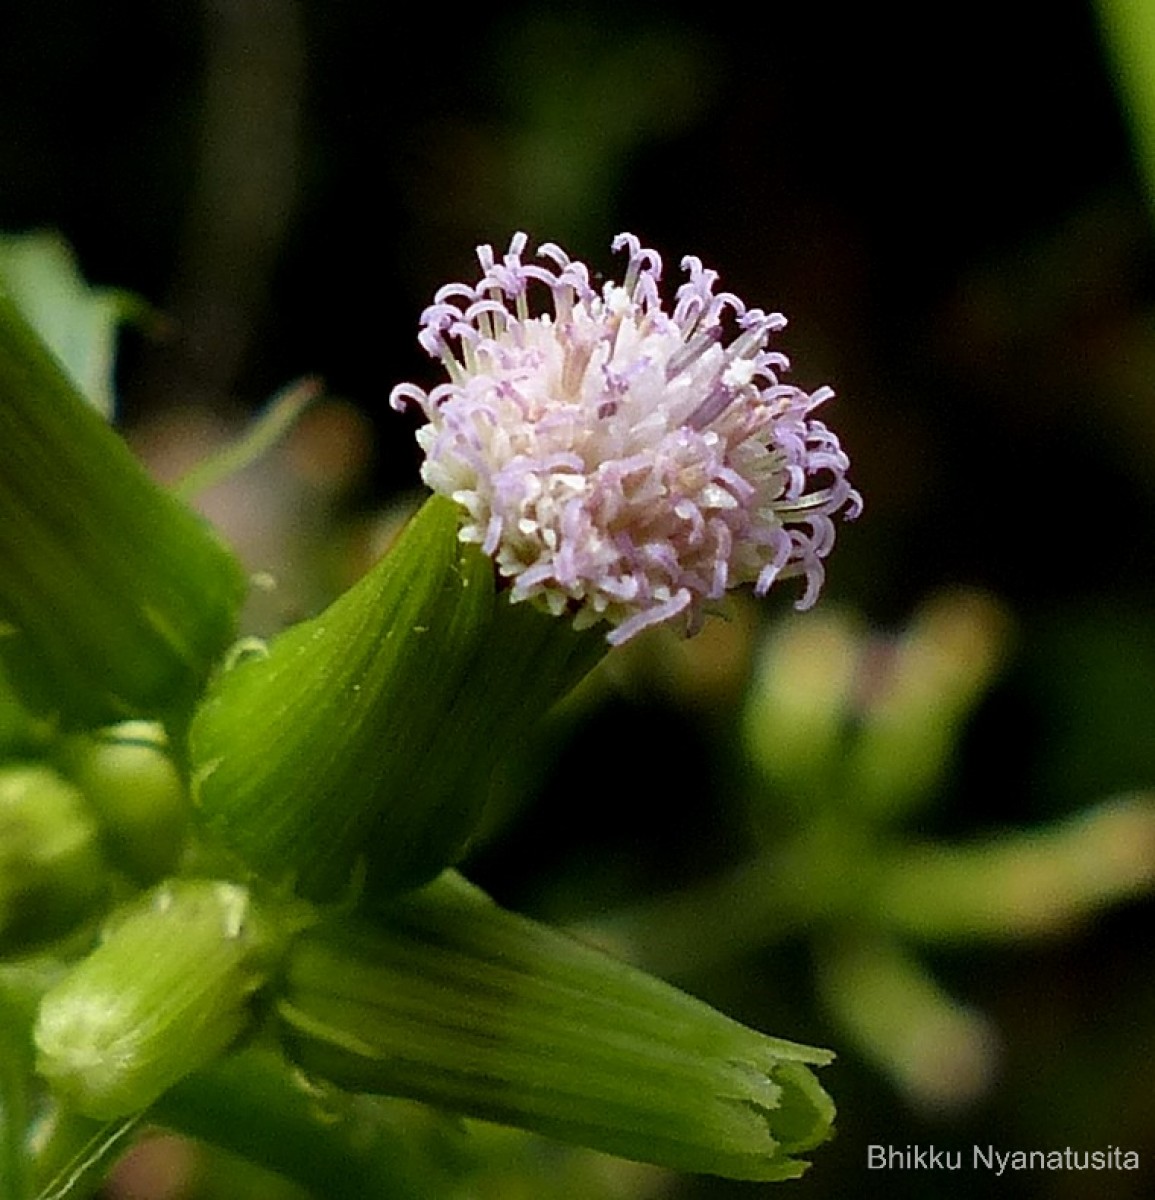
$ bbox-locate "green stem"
[30,1113,142,1200]
[172,377,323,502]
[0,994,32,1200]
[154,1045,452,1200]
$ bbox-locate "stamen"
[666,326,722,380]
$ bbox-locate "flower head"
[391,233,860,645]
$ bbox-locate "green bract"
[278,873,835,1182]
[190,494,606,900]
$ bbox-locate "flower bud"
[277,872,834,1181]
[743,609,861,806]
[189,495,606,900]
[0,285,246,727]
[34,880,285,1119]
[60,722,187,884]
[0,661,49,760]
[0,764,110,953]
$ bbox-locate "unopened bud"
[278,873,834,1181]
[60,722,187,884]
[35,880,286,1118]
[0,764,109,952]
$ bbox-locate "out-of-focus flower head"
[391,233,861,644]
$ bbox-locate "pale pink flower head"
[391,233,861,645]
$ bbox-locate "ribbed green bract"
[189,495,606,900]
[277,873,835,1181]
[0,287,246,728]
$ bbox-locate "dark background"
[4,2,1155,1197]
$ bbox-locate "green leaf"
[0,658,49,760]
[0,232,140,419]
[1098,0,1155,224]
[0,284,246,727]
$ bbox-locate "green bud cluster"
[0,721,190,955]
[0,765,107,953]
